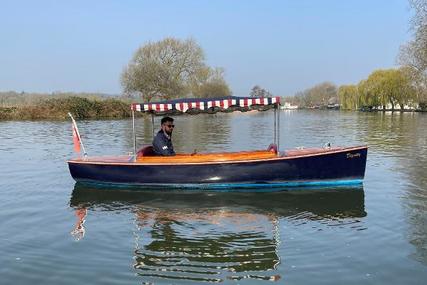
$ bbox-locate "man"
[152,116,176,156]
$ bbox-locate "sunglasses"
[165,124,175,128]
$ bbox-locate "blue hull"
[68,146,367,190]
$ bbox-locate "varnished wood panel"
[136,150,277,163]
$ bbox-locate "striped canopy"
[131,96,281,115]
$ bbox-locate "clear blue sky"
[0,0,412,96]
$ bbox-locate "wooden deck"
[136,150,277,163]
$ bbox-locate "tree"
[364,70,391,109]
[250,85,262,97]
[122,38,215,101]
[249,85,272,97]
[394,66,418,110]
[299,82,338,107]
[338,85,358,110]
[355,68,416,110]
[399,0,427,73]
[398,0,427,107]
[191,67,232,98]
[357,79,373,109]
[400,64,427,108]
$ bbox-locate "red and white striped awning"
[131,96,280,115]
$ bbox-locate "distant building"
[377,102,417,110]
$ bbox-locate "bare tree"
[249,85,272,97]
[399,0,427,72]
[398,0,427,106]
[121,38,207,101]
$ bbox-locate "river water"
[1,110,426,284]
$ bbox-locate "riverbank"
[2,94,426,121]
[0,96,131,120]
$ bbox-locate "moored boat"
[67,96,367,190]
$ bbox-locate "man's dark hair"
[161,116,174,125]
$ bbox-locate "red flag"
[72,124,81,153]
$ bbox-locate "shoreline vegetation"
[1,91,425,122]
[0,92,132,121]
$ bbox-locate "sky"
[0,0,413,96]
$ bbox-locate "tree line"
[286,82,338,109]
[285,67,424,111]
[338,67,421,111]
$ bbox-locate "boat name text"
[347,152,361,159]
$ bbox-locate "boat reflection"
[70,183,366,219]
[69,184,366,283]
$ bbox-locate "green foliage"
[338,85,358,110]
[288,67,419,111]
[0,107,18,120]
[44,97,98,119]
[339,68,417,110]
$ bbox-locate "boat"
[280,102,298,110]
[67,96,367,190]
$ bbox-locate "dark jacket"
[152,130,175,156]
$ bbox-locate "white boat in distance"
[281,102,298,110]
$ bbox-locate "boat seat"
[267,143,278,154]
[136,145,156,157]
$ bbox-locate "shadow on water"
[69,184,366,283]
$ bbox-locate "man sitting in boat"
[152,116,176,156]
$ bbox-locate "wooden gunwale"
[67,146,367,166]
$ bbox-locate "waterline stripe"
[75,179,364,192]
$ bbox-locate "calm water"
[1,110,426,284]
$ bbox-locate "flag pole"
[68,113,88,158]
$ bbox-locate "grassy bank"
[0,94,132,120]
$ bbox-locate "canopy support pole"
[277,104,280,156]
[273,107,277,147]
[151,113,155,138]
[132,109,137,162]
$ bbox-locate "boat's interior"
[135,145,278,163]
[134,144,343,163]
[69,145,352,164]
